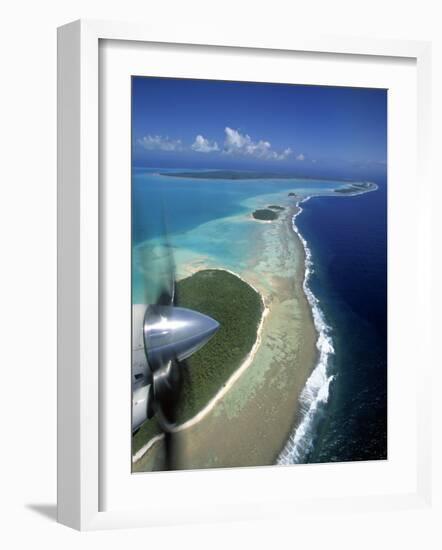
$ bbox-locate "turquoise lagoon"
[132,167,348,304]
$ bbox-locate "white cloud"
[137,128,294,161]
[224,127,291,161]
[224,127,250,150]
[296,153,305,161]
[138,135,183,152]
[275,148,292,161]
[191,134,219,153]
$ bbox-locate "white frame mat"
[57,19,432,531]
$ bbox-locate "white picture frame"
[57,19,432,531]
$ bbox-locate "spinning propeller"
[132,217,219,469]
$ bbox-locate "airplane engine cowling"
[143,305,219,370]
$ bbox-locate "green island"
[288,192,297,197]
[268,205,285,211]
[160,170,359,182]
[335,181,377,195]
[160,170,300,180]
[133,269,263,455]
[334,187,357,194]
[252,208,279,221]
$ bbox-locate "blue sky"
[132,77,387,176]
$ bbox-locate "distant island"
[334,181,377,194]
[252,208,280,221]
[335,188,358,194]
[160,170,358,182]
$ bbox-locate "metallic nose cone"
[143,305,220,369]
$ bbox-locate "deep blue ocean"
[296,174,387,462]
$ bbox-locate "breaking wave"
[277,197,335,464]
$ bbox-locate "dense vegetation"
[161,170,301,180]
[132,269,263,455]
[133,415,162,454]
[252,208,279,221]
[335,187,357,194]
[160,170,369,183]
[335,182,376,194]
[174,269,263,420]
[268,205,285,211]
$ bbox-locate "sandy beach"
[133,202,318,472]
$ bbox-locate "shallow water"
[132,168,346,303]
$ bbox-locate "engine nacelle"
[132,304,219,432]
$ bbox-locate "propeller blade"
[133,197,220,470]
[152,359,183,470]
[156,202,176,306]
[136,238,175,307]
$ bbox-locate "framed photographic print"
[130,77,386,472]
[57,20,432,530]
